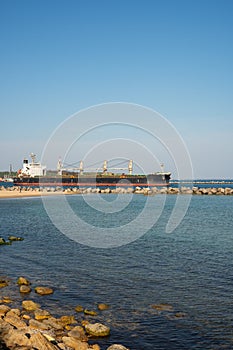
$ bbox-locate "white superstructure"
[19,153,46,177]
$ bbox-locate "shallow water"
[0,194,233,349]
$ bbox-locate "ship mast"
[30,153,36,164]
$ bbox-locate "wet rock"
[97,303,110,311]
[17,276,30,286]
[151,303,174,312]
[107,345,130,350]
[34,308,51,320]
[0,238,7,245]
[22,300,40,311]
[35,286,54,295]
[84,309,98,316]
[59,315,76,326]
[2,297,12,304]
[84,322,110,337]
[8,236,24,241]
[75,305,84,312]
[174,312,187,319]
[0,279,8,288]
[19,285,31,293]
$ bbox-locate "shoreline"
[0,275,128,350]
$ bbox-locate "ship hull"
[13,173,170,188]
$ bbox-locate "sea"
[0,181,233,350]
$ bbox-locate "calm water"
[0,194,233,349]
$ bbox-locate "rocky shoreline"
[0,276,129,350]
[1,185,233,198]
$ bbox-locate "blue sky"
[0,0,233,178]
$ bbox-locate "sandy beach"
[0,188,65,199]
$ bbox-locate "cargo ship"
[13,154,171,188]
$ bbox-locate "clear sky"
[0,0,232,178]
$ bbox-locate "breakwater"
[1,185,233,196]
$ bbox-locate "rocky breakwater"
[0,276,129,350]
[1,185,233,196]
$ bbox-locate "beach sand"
[0,188,65,199]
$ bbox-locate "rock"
[151,303,174,312]
[0,278,8,288]
[75,305,84,312]
[59,315,76,326]
[107,345,130,350]
[0,305,11,316]
[29,318,50,330]
[8,236,24,241]
[43,317,64,330]
[6,308,21,317]
[92,345,101,350]
[4,313,27,329]
[30,331,58,350]
[174,312,187,319]
[2,296,12,304]
[68,326,88,341]
[62,336,89,350]
[22,300,40,311]
[0,237,5,244]
[84,309,97,316]
[84,322,110,337]
[3,328,31,348]
[43,333,56,343]
[17,276,30,285]
[19,285,31,293]
[35,286,54,295]
[97,303,110,311]
[22,314,31,320]
[34,308,51,320]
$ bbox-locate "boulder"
[8,236,24,241]
[107,345,130,350]
[0,278,8,288]
[68,326,88,341]
[17,276,30,285]
[22,300,40,311]
[2,327,31,348]
[0,305,11,316]
[84,309,98,316]
[2,296,12,304]
[75,305,84,312]
[59,315,76,326]
[62,336,89,350]
[43,317,64,330]
[29,318,50,331]
[30,331,58,350]
[35,286,54,295]
[84,322,110,337]
[19,285,31,293]
[4,313,27,329]
[34,308,51,320]
[97,303,110,311]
